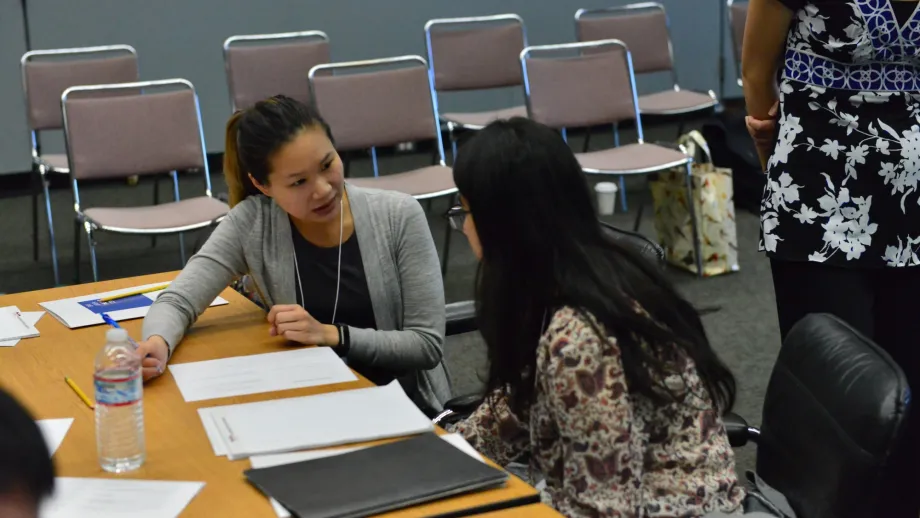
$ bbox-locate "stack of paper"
[169,347,357,402]
[41,478,204,518]
[36,418,73,455]
[249,434,484,518]
[0,306,42,345]
[198,381,434,460]
[39,282,228,329]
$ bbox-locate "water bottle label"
[94,373,141,407]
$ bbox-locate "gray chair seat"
[38,153,69,173]
[638,89,717,115]
[347,165,456,200]
[441,106,528,130]
[83,196,229,233]
[575,143,689,174]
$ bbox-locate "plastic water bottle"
[94,328,145,472]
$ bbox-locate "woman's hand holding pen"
[135,336,168,381]
[267,304,339,347]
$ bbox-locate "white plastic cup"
[595,182,619,216]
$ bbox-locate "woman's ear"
[248,173,271,197]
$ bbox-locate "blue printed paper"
[79,294,154,315]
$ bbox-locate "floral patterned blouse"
[762,0,920,266]
[449,307,744,517]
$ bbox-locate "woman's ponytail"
[223,110,260,207]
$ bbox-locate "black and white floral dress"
[762,0,920,267]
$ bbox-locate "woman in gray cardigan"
[135,95,450,414]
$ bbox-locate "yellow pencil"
[98,282,171,303]
[64,377,94,410]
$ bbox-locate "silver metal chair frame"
[61,78,222,282]
[574,3,718,116]
[20,44,138,285]
[424,14,528,159]
[223,30,330,113]
[520,39,703,277]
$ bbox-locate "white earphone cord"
[293,195,344,324]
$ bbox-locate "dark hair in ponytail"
[223,95,333,207]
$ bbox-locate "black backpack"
[701,111,765,214]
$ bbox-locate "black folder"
[244,433,509,518]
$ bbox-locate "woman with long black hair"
[446,118,744,517]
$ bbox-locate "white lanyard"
[293,196,344,323]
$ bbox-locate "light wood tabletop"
[478,503,564,517]
[0,272,540,517]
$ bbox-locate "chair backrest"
[575,3,673,75]
[21,45,139,132]
[309,56,445,162]
[62,79,208,185]
[425,14,527,92]
[758,313,910,518]
[223,31,330,112]
[521,40,642,132]
[728,0,748,86]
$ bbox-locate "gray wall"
[0,0,742,174]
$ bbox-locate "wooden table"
[478,504,564,517]
[0,272,539,517]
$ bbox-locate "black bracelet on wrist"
[337,324,351,357]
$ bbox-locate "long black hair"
[453,117,736,416]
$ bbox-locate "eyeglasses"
[444,205,470,232]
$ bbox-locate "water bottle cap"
[106,328,129,342]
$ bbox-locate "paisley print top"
[762,0,920,267]
[449,307,744,517]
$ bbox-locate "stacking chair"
[308,56,457,274]
[728,0,749,87]
[20,45,139,285]
[575,3,717,120]
[520,39,703,276]
[61,79,230,282]
[424,14,529,158]
[223,30,330,112]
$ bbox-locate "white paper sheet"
[39,282,228,329]
[249,433,483,518]
[200,381,434,460]
[169,347,357,402]
[36,418,73,455]
[0,310,45,346]
[0,306,41,342]
[40,478,205,518]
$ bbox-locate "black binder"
[244,433,509,518]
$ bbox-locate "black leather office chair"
[438,222,665,422]
[724,314,910,518]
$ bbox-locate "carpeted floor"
[0,118,775,475]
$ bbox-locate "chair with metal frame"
[61,79,230,282]
[20,45,139,286]
[520,39,703,277]
[308,56,457,275]
[575,3,718,121]
[728,0,749,88]
[424,14,529,159]
[223,30,330,112]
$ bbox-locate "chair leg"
[31,165,40,261]
[151,175,159,248]
[441,217,452,277]
[684,163,703,278]
[178,233,187,266]
[633,199,645,233]
[618,175,628,213]
[582,130,592,153]
[85,225,99,283]
[448,123,458,164]
[73,218,82,284]
[41,173,60,286]
[677,116,686,138]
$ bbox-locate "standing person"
[446,118,744,517]
[744,1,920,515]
[135,95,451,415]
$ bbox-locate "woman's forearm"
[742,0,793,119]
[743,71,779,121]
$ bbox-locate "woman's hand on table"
[135,336,169,382]
[267,304,339,347]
